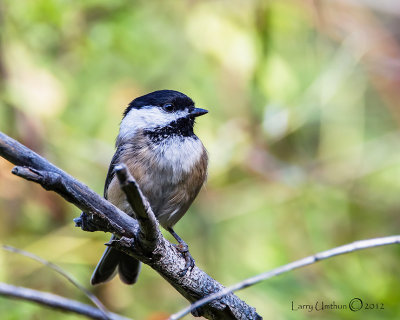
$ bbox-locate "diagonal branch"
[170,235,400,320]
[0,283,131,320]
[0,131,262,320]
[114,164,160,251]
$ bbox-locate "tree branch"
[0,131,262,320]
[170,235,400,320]
[114,164,160,251]
[2,245,111,319]
[0,283,131,320]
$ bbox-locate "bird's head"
[118,90,207,144]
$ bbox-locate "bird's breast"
[153,136,205,179]
[107,133,208,228]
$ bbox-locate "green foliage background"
[0,0,399,319]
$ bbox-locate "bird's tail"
[91,235,141,285]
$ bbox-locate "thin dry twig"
[2,245,111,319]
[114,164,160,250]
[0,282,131,320]
[170,235,400,320]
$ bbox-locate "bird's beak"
[190,108,208,117]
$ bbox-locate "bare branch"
[9,165,138,238]
[0,283,131,320]
[0,131,262,320]
[115,164,160,251]
[170,235,400,320]
[2,245,111,319]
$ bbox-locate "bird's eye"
[162,103,175,113]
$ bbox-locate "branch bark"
[0,283,131,320]
[0,131,262,320]
[114,164,160,251]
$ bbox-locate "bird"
[90,90,208,285]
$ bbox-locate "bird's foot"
[173,242,195,277]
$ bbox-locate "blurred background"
[1,0,400,319]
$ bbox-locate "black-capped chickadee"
[90,90,208,285]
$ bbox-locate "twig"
[170,235,400,320]
[2,245,111,319]
[0,283,131,320]
[0,130,262,319]
[115,164,160,251]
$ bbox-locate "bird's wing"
[103,146,123,198]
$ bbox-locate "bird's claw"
[173,243,195,277]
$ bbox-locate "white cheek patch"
[118,106,187,142]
